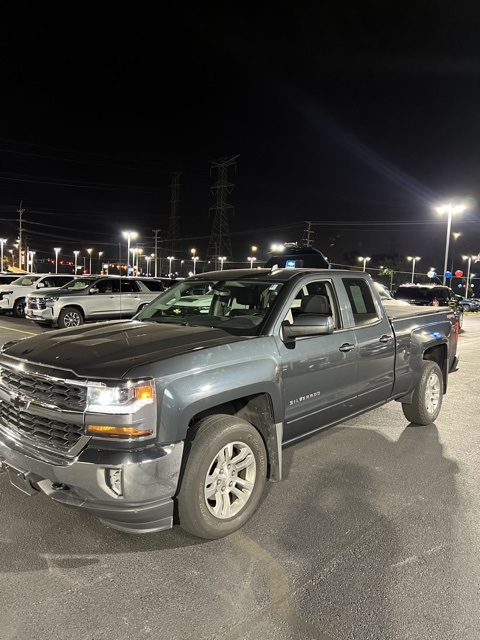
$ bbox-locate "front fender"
[155,337,284,442]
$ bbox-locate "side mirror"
[90,286,99,294]
[282,314,334,343]
[37,282,45,288]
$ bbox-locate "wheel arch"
[188,392,282,481]
[423,342,448,393]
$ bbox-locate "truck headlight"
[86,379,156,439]
[86,380,155,413]
[44,296,59,303]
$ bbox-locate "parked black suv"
[393,284,464,328]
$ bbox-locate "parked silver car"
[0,273,77,318]
[25,275,165,328]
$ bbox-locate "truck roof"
[190,267,361,283]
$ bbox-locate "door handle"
[379,334,393,343]
[339,343,355,352]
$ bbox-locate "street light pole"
[167,256,174,276]
[407,256,421,284]
[463,255,477,298]
[450,232,461,273]
[358,256,371,272]
[248,256,257,269]
[0,238,6,272]
[219,256,226,270]
[123,231,138,276]
[87,248,93,274]
[54,247,61,274]
[74,251,79,274]
[436,203,466,285]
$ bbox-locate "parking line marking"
[0,325,38,336]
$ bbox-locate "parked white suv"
[25,275,165,328]
[0,273,77,318]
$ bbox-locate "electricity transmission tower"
[205,155,238,271]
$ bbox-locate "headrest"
[300,294,329,314]
[236,287,261,306]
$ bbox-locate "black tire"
[58,307,84,329]
[402,360,443,425]
[12,298,26,318]
[177,415,267,539]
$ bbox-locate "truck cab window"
[342,278,380,326]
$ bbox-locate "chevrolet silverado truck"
[0,268,459,539]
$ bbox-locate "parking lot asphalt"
[0,315,479,640]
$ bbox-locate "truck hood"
[2,320,248,379]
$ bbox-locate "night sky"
[1,4,480,275]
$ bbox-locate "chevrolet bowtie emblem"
[173,308,182,315]
[11,393,31,411]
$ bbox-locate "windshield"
[135,278,284,336]
[10,275,42,286]
[395,287,432,301]
[61,277,98,291]
[373,281,393,300]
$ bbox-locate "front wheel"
[12,298,26,318]
[402,360,443,425]
[58,307,84,329]
[177,415,267,539]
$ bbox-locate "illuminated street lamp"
[407,256,421,284]
[463,255,478,298]
[358,256,371,272]
[87,248,93,274]
[167,256,175,276]
[436,203,466,285]
[98,251,104,273]
[28,251,35,271]
[192,255,199,275]
[219,256,226,270]
[54,247,61,274]
[130,248,137,275]
[248,256,257,269]
[123,231,138,275]
[74,251,80,274]
[145,255,152,275]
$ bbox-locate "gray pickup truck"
[0,268,459,539]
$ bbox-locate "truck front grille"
[0,404,84,451]
[27,297,46,310]
[0,366,87,411]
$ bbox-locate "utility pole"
[152,228,161,277]
[17,201,24,270]
[205,155,238,271]
[301,221,314,247]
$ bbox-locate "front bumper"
[0,431,184,533]
[0,298,11,311]
[25,307,55,323]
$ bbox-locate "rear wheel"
[402,360,443,425]
[58,307,84,329]
[177,415,267,539]
[12,298,26,318]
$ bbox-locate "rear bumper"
[0,431,184,533]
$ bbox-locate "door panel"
[276,329,358,441]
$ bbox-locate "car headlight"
[86,379,155,413]
[86,379,156,439]
[44,296,60,303]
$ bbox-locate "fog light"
[105,468,123,496]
